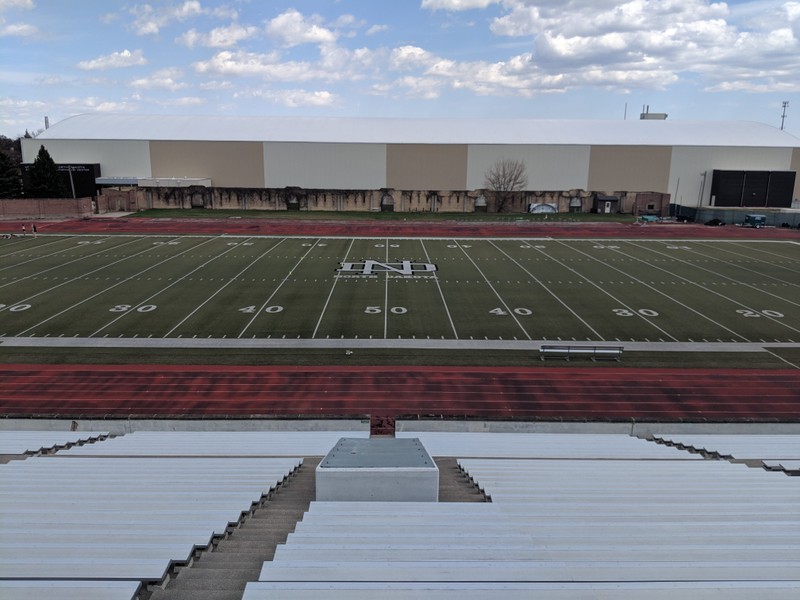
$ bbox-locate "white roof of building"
[37,113,800,148]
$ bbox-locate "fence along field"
[0,234,798,345]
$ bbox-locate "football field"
[1,233,798,346]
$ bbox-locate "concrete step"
[435,457,489,503]
[159,569,256,590]
[190,555,267,569]
[149,591,244,600]
[150,457,319,600]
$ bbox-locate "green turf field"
[1,234,798,349]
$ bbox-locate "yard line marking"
[164,238,286,337]
[625,241,800,336]
[764,348,800,370]
[456,240,532,340]
[383,237,389,339]
[312,238,356,338]
[489,240,603,340]
[542,241,679,341]
[90,238,251,337]
[0,235,85,271]
[565,241,753,341]
[650,241,800,304]
[724,240,800,265]
[238,239,321,339]
[13,236,216,335]
[0,236,143,290]
[1,235,185,311]
[420,240,458,339]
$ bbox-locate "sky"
[1,0,799,140]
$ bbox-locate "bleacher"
[57,430,369,457]
[242,432,800,599]
[0,430,366,599]
[396,431,700,459]
[4,429,799,599]
[652,434,800,473]
[0,430,108,456]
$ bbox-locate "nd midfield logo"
[337,260,438,276]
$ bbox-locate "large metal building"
[20,114,800,213]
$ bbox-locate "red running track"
[0,365,798,421]
[9,217,800,239]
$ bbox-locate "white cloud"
[60,96,137,112]
[0,0,36,36]
[265,8,337,47]
[194,45,378,83]
[77,49,147,71]
[176,28,201,47]
[0,97,45,110]
[0,20,36,35]
[211,5,238,20]
[199,79,232,90]
[421,0,500,10]
[193,50,286,77]
[382,75,444,99]
[366,24,389,36]
[0,0,35,10]
[240,88,338,107]
[390,45,437,70]
[162,96,205,106]
[130,68,187,91]
[130,1,205,35]
[491,0,729,38]
[177,23,259,48]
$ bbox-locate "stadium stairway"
[145,455,485,599]
[147,457,320,600]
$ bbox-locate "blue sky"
[1,0,798,139]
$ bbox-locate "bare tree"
[484,158,527,213]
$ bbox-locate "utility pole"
[780,101,788,131]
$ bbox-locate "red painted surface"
[6,217,800,240]
[2,216,797,422]
[0,365,797,421]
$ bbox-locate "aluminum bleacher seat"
[245,440,800,600]
[0,580,141,600]
[243,581,800,599]
[764,460,800,474]
[0,453,300,583]
[58,430,368,456]
[395,432,701,459]
[652,434,800,461]
[0,430,108,455]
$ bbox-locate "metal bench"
[539,345,623,361]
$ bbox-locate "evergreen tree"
[27,145,67,198]
[0,135,22,164]
[0,151,22,198]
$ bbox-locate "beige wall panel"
[588,146,671,193]
[264,142,386,189]
[387,144,467,191]
[467,145,589,190]
[669,146,794,206]
[150,141,264,188]
[21,139,152,178]
[792,148,800,202]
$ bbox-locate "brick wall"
[0,197,94,219]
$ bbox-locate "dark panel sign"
[741,171,769,207]
[710,170,744,206]
[711,169,795,208]
[767,171,796,208]
[21,163,101,198]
